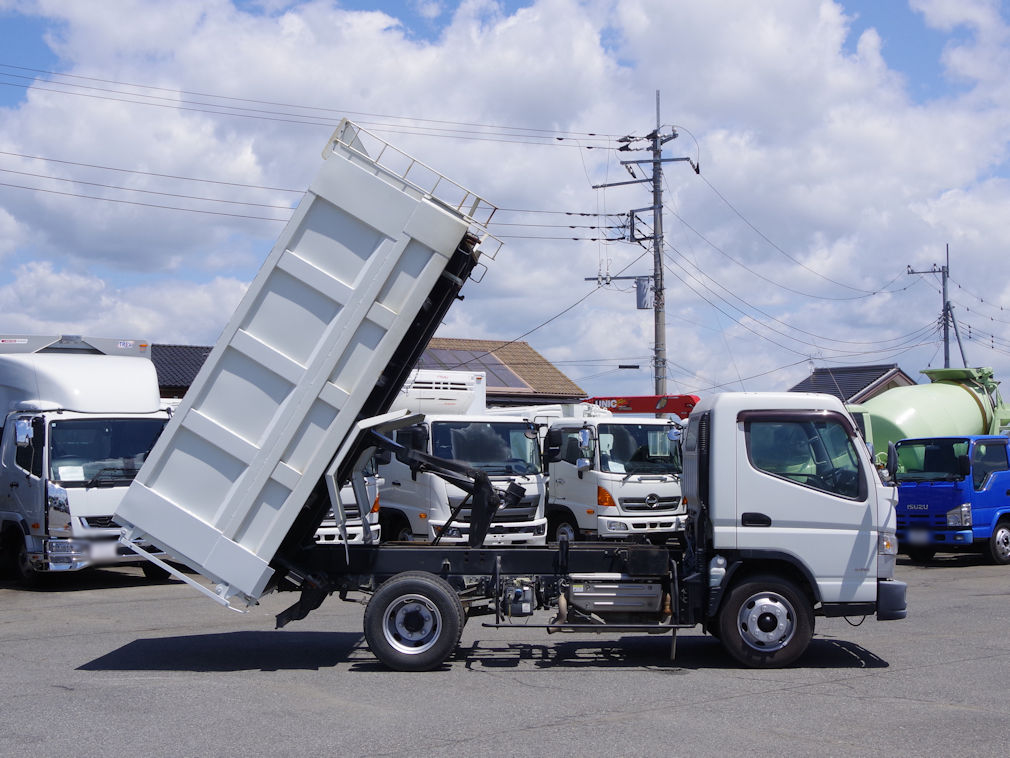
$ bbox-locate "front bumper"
[32,537,165,572]
[596,514,686,538]
[899,527,974,548]
[428,517,548,545]
[876,579,908,621]
[314,522,381,544]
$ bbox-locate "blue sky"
[1,0,1010,397]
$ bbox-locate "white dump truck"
[113,120,905,671]
[379,369,547,544]
[0,335,170,581]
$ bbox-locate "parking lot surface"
[2,554,1009,757]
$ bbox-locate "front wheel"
[14,539,44,587]
[363,572,464,671]
[987,522,1010,565]
[717,574,813,668]
[549,512,579,543]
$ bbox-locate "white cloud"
[1,0,1010,398]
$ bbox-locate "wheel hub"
[737,592,795,651]
[382,594,442,655]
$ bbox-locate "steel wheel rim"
[556,522,576,542]
[382,593,443,655]
[736,590,796,652]
[994,526,1010,561]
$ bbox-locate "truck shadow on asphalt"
[78,631,888,674]
[440,635,889,672]
[78,631,364,672]
[0,566,190,592]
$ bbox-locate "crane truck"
[0,335,170,582]
[112,120,905,671]
[378,369,547,545]
[850,367,1010,563]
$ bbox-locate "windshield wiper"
[85,466,138,488]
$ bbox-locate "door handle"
[741,512,772,527]
[391,481,402,486]
[9,481,18,489]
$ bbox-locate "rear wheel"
[718,574,813,668]
[363,572,464,671]
[986,521,1010,565]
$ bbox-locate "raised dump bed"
[115,120,497,604]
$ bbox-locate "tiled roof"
[151,344,212,392]
[789,364,914,403]
[427,337,585,400]
[151,338,585,402]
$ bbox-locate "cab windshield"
[431,421,541,475]
[49,418,168,487]
[598,423,681,475]
[895,439,969,482]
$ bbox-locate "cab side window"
[971,442,1008,490]
[746,417,863,500]
[14,418,44,478]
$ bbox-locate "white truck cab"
[0,336,170,581]
[544,415,686,542]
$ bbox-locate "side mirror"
[395,425,429,464]
[373,449,391,466]
[544,429,563,463]
[14,418,33,448]
[886,442,898,483]
[958,453,971,478]
[576,457,591,477]
[578,428,592,447]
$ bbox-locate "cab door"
[969,439,1010,537]
[734,410,877,604]
[2,417,45,527]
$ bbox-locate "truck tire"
[379,512,414,543]
[13,539,43,587]
[549,512,579,543]
[986,521,1010,565]
[363,572,464,671]
[717,574,813,668]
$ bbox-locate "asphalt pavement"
[1,553,1008,757]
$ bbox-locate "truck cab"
[894,435,1010,563]
[543,417,685,542]
[378,415,547,544]
[0,336,169,580]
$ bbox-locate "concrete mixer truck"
[849,367,1010,563]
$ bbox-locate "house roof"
[151,344,213,395]
[789,364,917,403]
[421,337,585,404]
[151,338,585,403]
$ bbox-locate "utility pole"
[591,91,698,395]
[908,244,968,368]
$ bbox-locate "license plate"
[907,529,930,545]
[90,541,120,560]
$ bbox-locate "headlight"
[878,532,898,555]
[946,503,972,527]
[606,520,629,532]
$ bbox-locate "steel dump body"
[114,122,494,603]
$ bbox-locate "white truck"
[380,369,547,544]
[113,120,906,671]
[0,335,170,581]
[501,402,687,543]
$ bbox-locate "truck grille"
[319,504,361,528]
[454,496,539,524]
[83,516,118,529]
[620,495,682,513]
[897,513,947,529]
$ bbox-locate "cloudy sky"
[1,0,1009,399]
